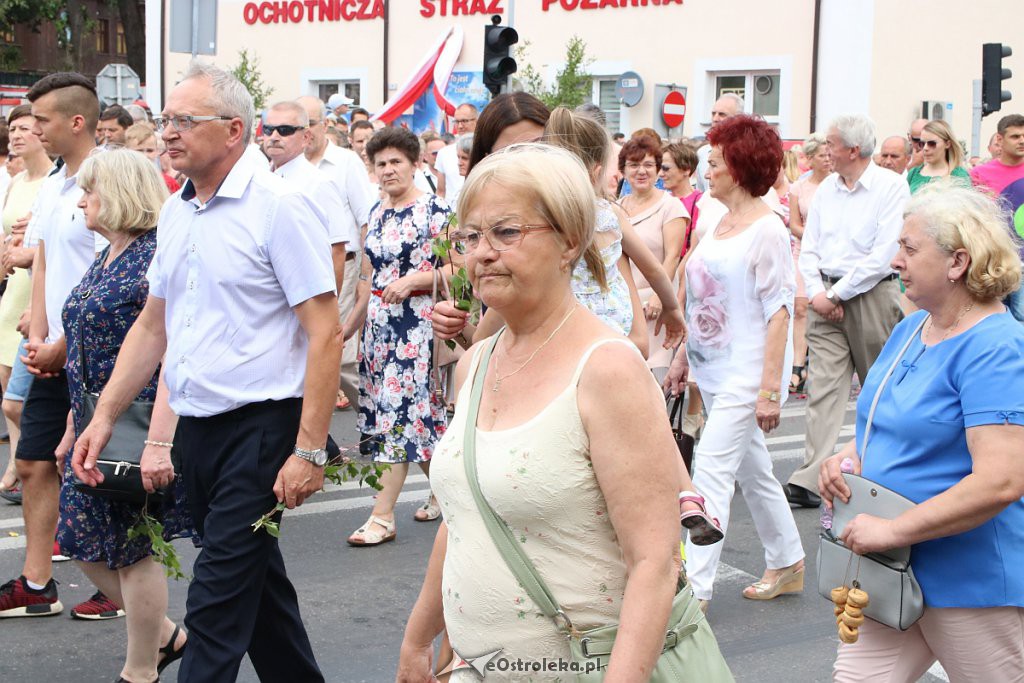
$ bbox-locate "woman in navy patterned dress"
[58,150,196,682]
[342,127,451,547]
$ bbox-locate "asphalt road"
[0,396,950,682]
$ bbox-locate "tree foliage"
[230,49,274,111]
[514,36,593,110]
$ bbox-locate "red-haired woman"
[663,115,804,611]
[619,136,688,379]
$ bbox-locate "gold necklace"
[927,301,975,344]
[492,304,578,392]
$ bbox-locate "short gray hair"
[268,101,309,127]
[830,114,876,158]
[456,133,474,154]
[181,60,256,145]
[717,92,745,111]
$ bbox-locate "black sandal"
[157,624,186,674]
[789,365,807,394]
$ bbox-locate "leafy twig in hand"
[129,509,188,580]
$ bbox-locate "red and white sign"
[662,90,686,128]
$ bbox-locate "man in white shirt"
[787,114,909,507]
[75,62,339,682]
[694,94,743,193]
[435,103,477,201]
[0,72,112,620]
[297,95,375,409]
[264,100,356,292]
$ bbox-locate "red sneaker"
[0,576,63,617]
[70,591,125,620]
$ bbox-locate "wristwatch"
[293,446,328,467]
[758,389,780,402]
[825,288,840,304]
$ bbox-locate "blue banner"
[395,71,490,135]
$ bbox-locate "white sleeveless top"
[431,336,642,678]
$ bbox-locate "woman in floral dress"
[59,149,196,682]
[343,127,450,546]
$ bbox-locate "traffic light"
[483,16,518,97]
[982,43,1012,116]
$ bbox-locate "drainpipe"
[809,0,822,134]
[382,0,390,108]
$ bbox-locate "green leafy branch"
[129,509,188,581]
[432,214,480,350]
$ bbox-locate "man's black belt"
[820,272,898,286]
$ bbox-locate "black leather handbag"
[70,287,168,505]
[669,395,694,475]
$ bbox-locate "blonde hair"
[458,143,599,287]
[905,181,1021,301]
[782,149,800,182]
[77,148,168,234]
[124,122,156,149]
[803,132,827,158]
[923,120,964,169]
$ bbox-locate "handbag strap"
[669,394,684,432]
[861,316,928,465]
[462,331,577,634]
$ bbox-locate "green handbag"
[462,333,734,682]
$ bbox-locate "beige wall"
[870,0,1022,154]
[160,0,1020,152]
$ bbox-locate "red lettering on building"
[419,0,435,17]
[420,0,503,15]
[542,0,683,9]
[243,3,259,24]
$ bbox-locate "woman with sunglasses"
[906,120,970,194]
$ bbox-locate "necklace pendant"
[492,380,500,392]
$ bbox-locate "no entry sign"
[662,90,686,128]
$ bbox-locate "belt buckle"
[579,636,593,657]
[662,630,678,653]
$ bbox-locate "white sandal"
[413,498,441,522]
[347,515,396,546]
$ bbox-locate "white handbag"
[816,317,927,631]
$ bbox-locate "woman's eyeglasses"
[450,224,554,254]
[920,139,940,149]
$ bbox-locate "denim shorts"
[4,338,34,402]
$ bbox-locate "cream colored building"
[149,0,1022,148]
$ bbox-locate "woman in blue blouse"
[819,181,1024,682]
[60,149,196,683]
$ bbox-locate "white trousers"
[684,389,804,599]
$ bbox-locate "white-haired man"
[264,100,356,292]
[297,95,374,410]
[785,114,909,507]
[75,62,339,682]
[694,93,744,193]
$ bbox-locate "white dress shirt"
[798,162,910,301]
[147,152,335,417]
[315,143,374,250]
[273,154,357,247]
[434,144,464,202]
[694,143,711,193]
[28,164,106,343]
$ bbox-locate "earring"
[949,279,955,283]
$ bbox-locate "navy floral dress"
[358,193,450,463]
[57,230,199,570]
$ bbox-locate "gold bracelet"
[144,439,174,449]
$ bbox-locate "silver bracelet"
[144,439,174,449]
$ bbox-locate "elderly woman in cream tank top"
[396,144,729,681]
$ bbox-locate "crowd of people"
[0,60,1020,682]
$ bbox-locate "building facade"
[154,0,1021,147]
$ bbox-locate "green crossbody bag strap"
[462,332,578,635]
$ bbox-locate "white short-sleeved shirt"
[147,152,335,417]
[29,164,106,343]
[315,143,375,250]
[434,144,463,203]
[273,154,357,247]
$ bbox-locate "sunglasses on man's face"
[263,124,306,137]
[910,136,924,149]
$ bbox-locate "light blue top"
[857,309,1024,608]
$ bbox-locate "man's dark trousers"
[176,398,324,683]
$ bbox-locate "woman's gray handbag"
[463,333,734,681]
[816,317,927,631]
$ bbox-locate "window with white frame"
[710,70,781,122]
[317,80,361,106]
[593,78,622,135]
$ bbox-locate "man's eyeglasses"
[154,114,233,133]
[909,136,924,149]
[454,118,477,125]
[262,124,307,137]
[450,224,554,254]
